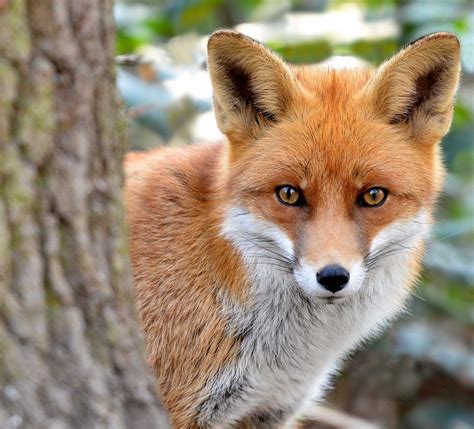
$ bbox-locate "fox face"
[209,31,460,302]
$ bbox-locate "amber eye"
[359,187,388,207]
[276,185,303,206]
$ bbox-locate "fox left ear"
[364,32,461,140]
[207,30,300,143]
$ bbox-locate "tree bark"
[0,1,169,427]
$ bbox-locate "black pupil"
[370,189,379,200]
[285,187,294,200]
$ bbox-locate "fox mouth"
[319,295,349,304]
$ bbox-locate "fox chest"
[197,287,381,428]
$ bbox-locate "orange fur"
[124,31,460,427]
[125,145,250,426]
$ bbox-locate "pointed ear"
[364,32,461,140]
[207,30,300,141]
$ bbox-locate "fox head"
[207,31,460,301]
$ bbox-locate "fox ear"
[207,30,299,141]
[365,32,461,140]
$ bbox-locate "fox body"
[125,32,460,428]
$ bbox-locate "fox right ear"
[364,32,461,142]
[207,31,300,143]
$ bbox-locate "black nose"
[317,265,350,293]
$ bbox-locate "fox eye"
[276,185,304,206]
[358,187,388,207]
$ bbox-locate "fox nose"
[317,265,350,293]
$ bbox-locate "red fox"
[124,31,460,428]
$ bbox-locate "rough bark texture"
[0,1,170,427]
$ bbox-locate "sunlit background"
[114,1,474,428]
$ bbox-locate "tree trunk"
[0,1,169,427]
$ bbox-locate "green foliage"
[337,38,398,63]
[452,102,473,130]
[330,0,397,9]
[117,28,154,55]
[172,0,222,34]
[116,0,273,52]
[421,276,474,325]
[451,148,474,181]
[268,40,332,63]
[143,16,175,38]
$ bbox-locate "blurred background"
[114,1,474,428]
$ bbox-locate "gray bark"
[0,1,169,427]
